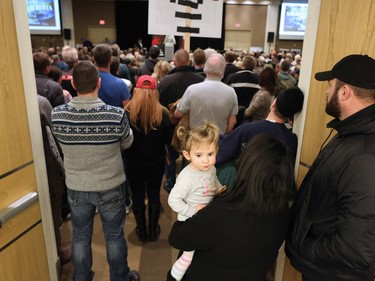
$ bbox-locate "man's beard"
[325,90,341,118]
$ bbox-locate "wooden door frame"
[13,0,59,280]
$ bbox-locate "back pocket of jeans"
[98,185,124,209]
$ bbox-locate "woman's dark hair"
[259,67,277,96]
[214,134,295,215]
[48,65,62,82]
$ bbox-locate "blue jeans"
[68,185,131,281]
[121,150,132,206]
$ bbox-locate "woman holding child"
[168,134,295,281]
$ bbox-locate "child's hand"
[195,204,206,213]
[219,185,227,193]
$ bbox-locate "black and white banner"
[148,0,224,38]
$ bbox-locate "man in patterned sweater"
[51,61,139,281]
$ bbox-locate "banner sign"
[148,0,224,38]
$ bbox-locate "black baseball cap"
[314,54,375,89]
[276,87,304,118]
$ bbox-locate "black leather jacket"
[157,66,204,108]
[286,104,375,281]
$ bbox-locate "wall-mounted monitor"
[278,1,308,40]
[27,0,62,35]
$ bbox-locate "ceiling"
[73,0,281,3]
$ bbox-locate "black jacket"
[286,104,375,281]
[35,74,65,108]
[157,66,204,108]
[169,201,290,281]
[224,70,260,108]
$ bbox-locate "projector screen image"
[27,0,62,35]
[278,2,308,40]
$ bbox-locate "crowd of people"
[32,40,375,281]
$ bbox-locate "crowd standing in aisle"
[31,43,310,280]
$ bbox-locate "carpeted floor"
[60,178,178,281]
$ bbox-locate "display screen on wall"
[26,0,62,35]
[278,1,308,40]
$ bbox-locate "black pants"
[126,163,164,209]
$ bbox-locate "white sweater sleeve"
[168,170,196,221]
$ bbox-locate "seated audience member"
[168,134,296,281]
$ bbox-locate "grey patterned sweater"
[51,96,133,192]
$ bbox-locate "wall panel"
[284,1,375,280]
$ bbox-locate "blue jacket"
[217,119,297,166]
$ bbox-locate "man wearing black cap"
[216,87,304,167]
[286,54,375,281]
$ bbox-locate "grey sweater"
[51,96,133,192]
